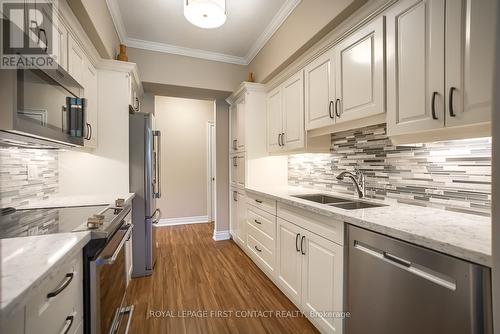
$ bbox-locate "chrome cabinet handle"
[278,133,282,147]
[60,314,74,334]
[295,233,300,252]
[335,99,341,118]
[449,87,456,117]
[255,199,263,203]
[328,100,334,119]
[233,191,238,202]
[254,245,262,252]
[281,132,285,146]
[47,273,74,298]
[431,92,439,120]
[254,219,262,225]
[300,235,306,255]
[233,139,237,150]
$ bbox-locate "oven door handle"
[98,224,133,266]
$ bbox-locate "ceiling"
[106,0,301,65]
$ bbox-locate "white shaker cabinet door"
[267,87,283,152]
[301,231,344,334]
[282,71,305,151]
[334,16,385,124]
[67,33,85,85]
[230,104,238,152]
[445,0,496,127]
[386,0,445,136]
[236,192,247,246]
[304,51,335,130]
[276,218,303,306]
[83,60,98,148]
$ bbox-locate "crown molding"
[244,0,302,64]
[105,0,301,66]
[125,37,248,65]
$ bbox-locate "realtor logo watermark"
[1,0,57,69]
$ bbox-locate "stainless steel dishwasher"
[346,225,492,334]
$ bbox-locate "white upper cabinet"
[445,0,495,128]
[282,72,305,150]
[334,16,385,124]
[386,0,445,136]
[68,33,85,85]
[387,0,494,138]
[267,86,283,152]
[82,59,98,148]
[304,50,335,130]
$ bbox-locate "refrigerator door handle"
[153,130,162,198]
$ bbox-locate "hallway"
[126,223,318,333]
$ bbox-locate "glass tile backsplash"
[288,124,491,216]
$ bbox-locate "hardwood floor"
[126,223,319,333]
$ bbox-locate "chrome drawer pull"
[60,314,74,334]
[47,273,74,298]
[254,245,262,252]
[255,199,263,203]
[254,219,262,225]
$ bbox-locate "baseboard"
[213,230,231,241]
[157,216,209,226]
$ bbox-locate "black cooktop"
[0,205,108,239]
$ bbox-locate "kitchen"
[0,0,499,333]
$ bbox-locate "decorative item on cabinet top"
[117,44,129,62]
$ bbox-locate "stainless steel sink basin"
[329,201,387,210]
[292,193,387,210]
[292,194,351,204]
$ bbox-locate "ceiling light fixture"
[184,0,227,29]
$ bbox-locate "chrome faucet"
[336,169,366,198]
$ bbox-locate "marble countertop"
[18,193,136,209]
[0,232,91,318]
[245,186,492,267]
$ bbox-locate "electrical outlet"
[27,165,38,180]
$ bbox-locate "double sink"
[292,194,387,210]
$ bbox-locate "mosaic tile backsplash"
[288,124,491,216]
[0,147,58,208]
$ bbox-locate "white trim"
[125,37,247,65]
[213,230,231,241]
[105,0,301,65]
[245,0,302,64]
[105,0,127,43]
[157,216,209,226]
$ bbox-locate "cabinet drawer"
[247,221,274,252]
[26,252,83,334]
[247,192,276,215]
[247,233,274,272]
[247,205,276,239]
[277,202,344,246]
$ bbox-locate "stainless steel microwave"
[0,65,86,147]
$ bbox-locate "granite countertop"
[0,232,91,318]
[245,186,492,267]
[17,193,136,209]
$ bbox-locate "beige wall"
[248,0,366,82]
[215,100,229,232]
[155,96,214,219]
[67,0,120,59]
[128,47,247,92]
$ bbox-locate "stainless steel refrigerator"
[129,112,161,277]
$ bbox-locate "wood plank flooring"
[126,223,318,333]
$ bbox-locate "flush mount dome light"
[184,0,227,29]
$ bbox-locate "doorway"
[207,121,216,223]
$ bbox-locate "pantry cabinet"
[230,154,245,189]
[229,102,245,153]
[387,0,494,137]
[333,16,384,124]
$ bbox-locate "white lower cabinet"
[25,251,84,334]
[230,188,247,247]
[233,194,345,334]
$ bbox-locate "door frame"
[206,121,216,223]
